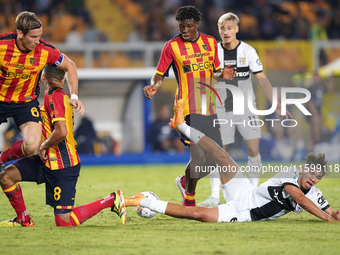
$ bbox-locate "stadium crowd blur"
[1,0,340,42]
[1,0,340,160]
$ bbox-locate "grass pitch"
[0,164,339,255]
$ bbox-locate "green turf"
[0,164,339,255]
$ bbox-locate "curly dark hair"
[305,152,328,174]
[175,5,202,22]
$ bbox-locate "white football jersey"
[249,167,330,221]
[216,41,263,113]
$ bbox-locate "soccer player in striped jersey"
[0,65,126,227]
[0,11,84,168]
[125,99,340,223]
[143,5,236,206]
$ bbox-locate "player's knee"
[214,149,230,163]
[23,139,40,155]
[55,214,73,227]
[186,208,206,222]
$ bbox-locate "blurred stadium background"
[1,0,340,164]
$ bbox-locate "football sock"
[248,154,261,187]
[149,200,168,214]
[180,175,186,189]
[140,198,152,208]
[140,199,168,214]
[177,123,205,145]
[210,170,220,200]
[183,191,195,206]
[2,183,30,224]
[0,140,29,164]
[55,193,116,227]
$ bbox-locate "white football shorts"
[217,169,254,223]
[216,108,261,145]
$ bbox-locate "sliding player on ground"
[125,99,339,223]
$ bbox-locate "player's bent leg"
[195,137,238,182]
[0,122,42,164]
[20,121,42,155]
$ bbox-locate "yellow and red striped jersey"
[0,32,63,103]
[40,87,80,170]
[156,33,221,116]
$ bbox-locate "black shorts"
[180,114,222,147]
[0,100,41,127]
[14,154,80,210]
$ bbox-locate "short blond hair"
[218,12,239,26]
[15,11,42,36]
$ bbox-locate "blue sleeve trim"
[53,54,64,67]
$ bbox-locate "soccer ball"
[134,191,159,218]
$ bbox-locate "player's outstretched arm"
[284,184,339,222]
[57,54,85,115]
[144,73,164,99]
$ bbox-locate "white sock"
[247,154,261,186]
[210,170,220,200]
[177,123,205,144]
[140,198,152,208]
[149,200,168,214]
[141,198,168,214]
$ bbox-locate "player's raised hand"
[70,99,85,115]
[222,64,236,80]
[144,85,158,99]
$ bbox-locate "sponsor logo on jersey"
[185,52,210,59]
[256,59,262,66]
[234,71,250,78]
[182,61,214,73]
[318,195,326,206]
[5,62,34,70]
[6,71,32,80]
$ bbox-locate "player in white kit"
[125,99,340,223]
[199,13,292,207]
